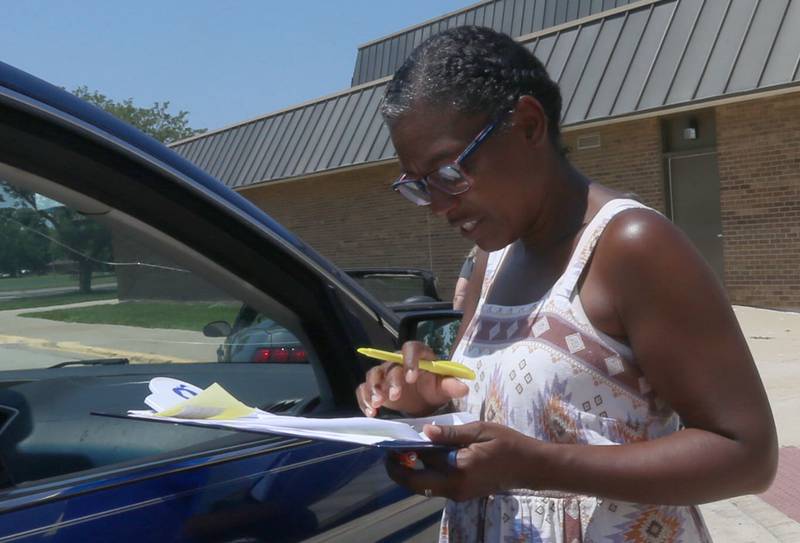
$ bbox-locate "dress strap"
[473,245,509,312]
[552,198,653,298]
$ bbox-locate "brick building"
[172,0,800,309]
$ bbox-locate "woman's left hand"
[385,421,533,502]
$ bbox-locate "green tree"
[1,87,204,291]
[0,207,52,277]
[72,86,205,144]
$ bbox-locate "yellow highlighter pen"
[357,347,475,380]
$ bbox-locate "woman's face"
[389,103,547,251]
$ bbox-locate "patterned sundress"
[442,199,713,543]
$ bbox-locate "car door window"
[0,175,322,488]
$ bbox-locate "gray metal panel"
[665,0,729,104]
[241,117,284,188]
[532,0,546,31]
[235,117,276,188]
[558,21,602,116]
[637,0,703,109]
[533,33,558,65]
[761,0,800,86]
[545,26,580,83]
[296,98,345,175]
[351,0,636,85]
[512,0,527,37]
[341,88,385,165]
[282,102,326,178]
[563,13,626,123]
[501,0,515,35]
[201,129,231,177]
[176,139,200,164]
[219,121,257,185]
[695,0,756,99]
[377,124,396,160]
[543,0,557,27]
[251,112,292,183]
[611,1,676,115]
[354,105,387,164]
[589,5,651,117]
[306,92,364,172]
[555,0,569,25]
[328,87,379,168]
[728,0,790,92]
[520,0,535,34]
[271,105,316,180]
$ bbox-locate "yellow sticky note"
[155,382,255,420]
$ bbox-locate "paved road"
[0,282,116,301]
[0,343,86,370]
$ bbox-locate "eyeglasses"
[391,116,503,206]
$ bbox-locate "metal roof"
[171,0,800,190]
[352,0,637,85]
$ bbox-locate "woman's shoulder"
[594,205,709,286]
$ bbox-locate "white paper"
[127,378,477,446]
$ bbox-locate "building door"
[667,151,724,279]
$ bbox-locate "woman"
[355,26,776,542]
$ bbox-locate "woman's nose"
[428,187,458,217]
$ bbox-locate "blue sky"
[3,1,473,132]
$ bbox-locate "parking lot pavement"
[2,301,799,540]
[700,306,800,542]
[0,300,220,364]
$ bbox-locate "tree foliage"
[0,86,204,291]
[72,86,205,144]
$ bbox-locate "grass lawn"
[0,290,118,311]
[20,300,241,332]
[0,273,116,292]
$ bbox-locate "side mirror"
[203,320,232,337]
[397,309,463,358]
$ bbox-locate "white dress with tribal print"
[440,199,713,543]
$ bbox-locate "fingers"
[423,422,491,446]
[386,454,451,498]
[401,341,435,384]
[439,376,470,399]
[358,362,406,416]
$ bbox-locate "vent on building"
[576,134,601,150]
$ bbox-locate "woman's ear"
[514,95,548,147]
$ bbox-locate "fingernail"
[371,393,382,406]
[365,407,374,416]
[389,385,400,401]
[406,369,415,382]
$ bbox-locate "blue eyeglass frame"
[391,116,503,206]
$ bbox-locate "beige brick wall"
[239,163,473,300]
[717,93,800,309]
[236,94,800,309]
[563,117,667,213]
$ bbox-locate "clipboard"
[107,377,475,451]
[92,410,456,451]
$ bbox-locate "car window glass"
[0,176,319,488]
[353,273,428,303]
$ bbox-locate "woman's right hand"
[356,341,469,417]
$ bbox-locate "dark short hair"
[380,26,563,150]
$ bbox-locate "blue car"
[0,61,460,541]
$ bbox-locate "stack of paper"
[126,377,476,448]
